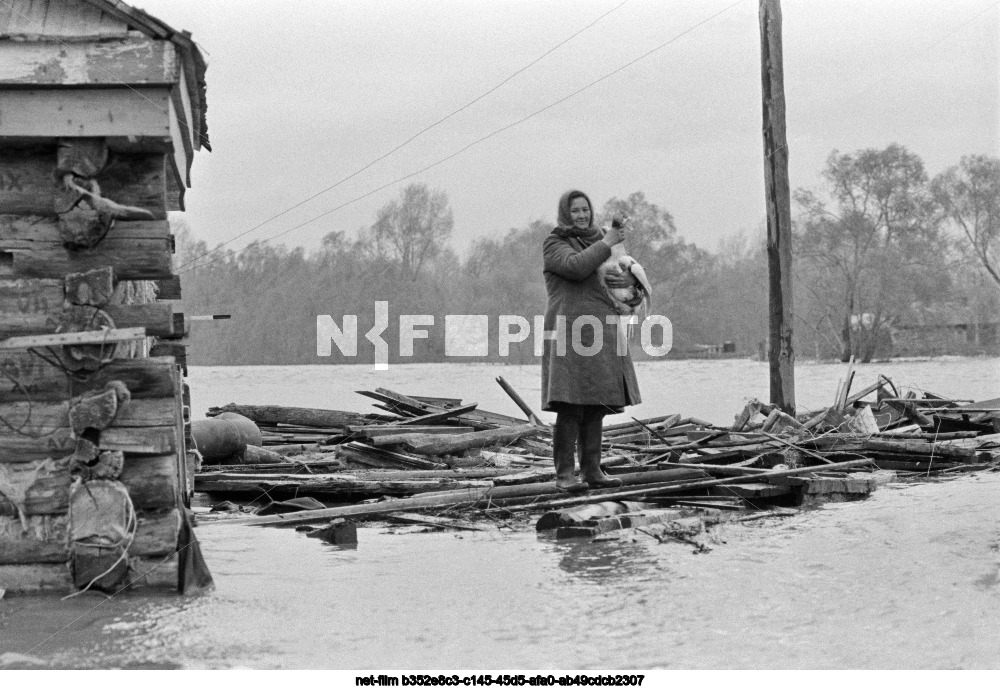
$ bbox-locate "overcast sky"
[138,0,999,258]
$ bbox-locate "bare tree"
[794,144,949,362]
[934,155,1000,288]
[371,183,453,281]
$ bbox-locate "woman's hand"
[601,223,625,247]
[605,271,637,289]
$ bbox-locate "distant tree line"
[173,144,1000,365]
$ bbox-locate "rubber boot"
[553,408,588,493]
[579,408,622,488]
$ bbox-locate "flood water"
[2,358,999,669]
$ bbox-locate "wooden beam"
[0,88,171,139]
[0,148,167,218]
[119,453,179,510]
[760,0,795,413]
[0,35,179,86]
[0,216,170,249]
[0,353,177,402]
[8,239,173,280]
[99,425,176,454]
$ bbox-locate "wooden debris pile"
[196,372,1000,540]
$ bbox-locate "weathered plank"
[0,88,171,139]
[0,35,178,85]
[0,0,129,38]
[0,513,69,564]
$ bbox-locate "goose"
[599,213,652,319]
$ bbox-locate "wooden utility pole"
[759,0,795,413]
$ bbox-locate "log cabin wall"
[0,0,208,593]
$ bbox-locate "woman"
[541,190,642,492]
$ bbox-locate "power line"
[180,0,749,274]
[175,0,634,270]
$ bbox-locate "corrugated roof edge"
[84,0,210,152]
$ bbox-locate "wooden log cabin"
[0,0,210,593]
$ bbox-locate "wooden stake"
[760,0,795,413]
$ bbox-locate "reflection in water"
[539,533,667,584]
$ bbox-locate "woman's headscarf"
[553,189,602,244]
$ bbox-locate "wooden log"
[119,454,179,510]
[155,275,182,300]
[0,427,76,461]
[0,513,69,564]
[0,457,71,516]
[131,509,181,557]
[861,439,976,462]
[222,467,709,527]
[0,354,176,402]
[495,376,543,425]
[9,240,173,280]
[0,35,178,86]
[0,147,167,217]
[403,424,542,456]
[196,474,494,498]
[536,501,660,530]
[0,398,176,438]
[0,216,171,251]
[99,425,176,455]
[528,458,879,512]
[127,553,178,589]
[206,403,367,428]
[103,302,174,336]
[0,563,73,593]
